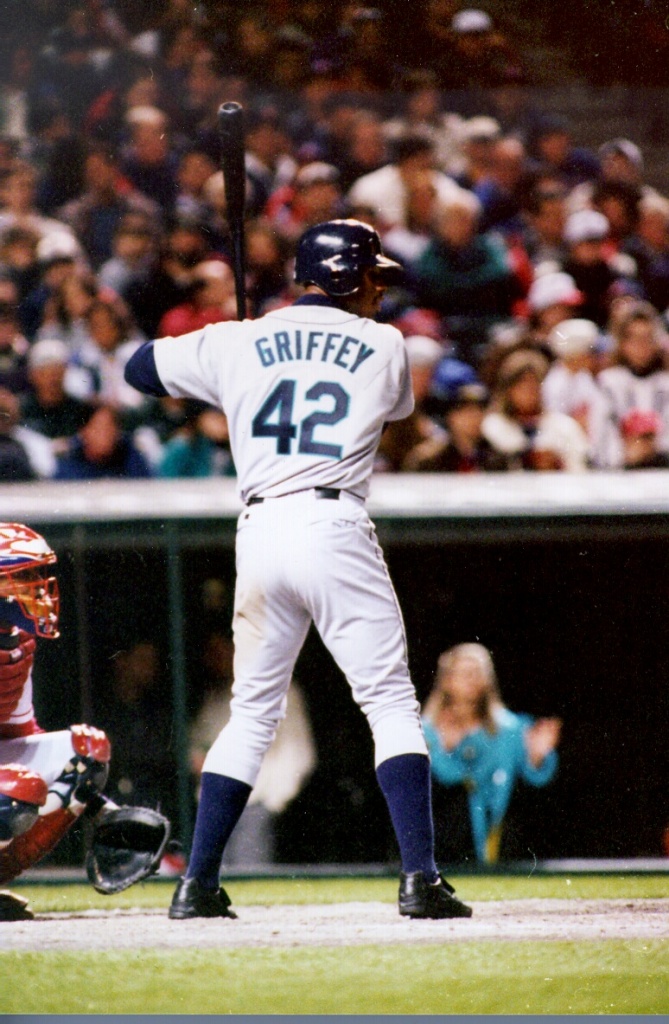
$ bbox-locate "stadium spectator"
[562,208,631,327]
[591,180,641,255]
[97,212,158,297]
[383,69,466,177]
[265,162,344,244]
[58,143,160,269]
[411,189,519,366]
[0,380,56,478]
[338,6,400,93]
[332,109,389,196]
[526,115,600,192]
[567,137,663,217]
[65,295,146,412]
[244,220,292,316]
[382,171,441,271]
[33,266,98,350]
[120,105,180,213]
[243,105,297,219]
[0,301,29,394]
[593,300,669,468]
[20,338,91,454]
[0,162,82,257]
[0,386,36,482]
[180,50,225,145]
[524,270,584,347]
[173,149,218,225]
[520,180,569,270]
[347,133,464,232]
[54,404,153,480]
[124,219,213,338]
[375,334,447,472]
[0,228,42,330]
[446,9,525,95]
[482,347,590,471]
[621,192,669,315]
[408,377,500,473]
[542,318,607,462]
[422,643,561,863]
[158,400,235,479]
[452,116,501,191]
[158,259,237,336]
[472,135,528,235]
[619,409,669,469]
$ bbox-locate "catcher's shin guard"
[0,764,48,841]
[0,805,77,883]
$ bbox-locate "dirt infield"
[3,898,669,950]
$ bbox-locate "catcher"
[0,521,170,920]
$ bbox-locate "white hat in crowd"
[451,8,493,33]
[404,335,445,368]
[598,138,644,172]
[294,162,340,188]
[548,318,599,358]
[462,116,501,142]
[564,209,610,246]
[527,271,583,312]
[28,338,70,369]
[37,232,79,264]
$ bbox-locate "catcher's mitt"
[86,805,171,895]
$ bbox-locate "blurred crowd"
[3,0,669,481]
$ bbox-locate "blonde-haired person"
[592,300,669,467]
[422,643,561,864]
[481,347,590,471]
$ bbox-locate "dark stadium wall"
[32,534,669,865]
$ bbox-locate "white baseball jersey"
[152,300,414,502]
[131,297,428,786]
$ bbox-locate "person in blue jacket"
[422,642,561,864]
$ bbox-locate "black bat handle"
[218,102,247,320]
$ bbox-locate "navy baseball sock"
[376,753,439,881]
[186,772,252,891]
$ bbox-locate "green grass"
[2,875,669,1014]
[1,942,667,1014]
[11,871,669,912]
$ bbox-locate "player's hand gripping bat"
[218,102,247,321]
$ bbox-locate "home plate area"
[2,898,669,950]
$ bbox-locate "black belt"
[247,488,341,506]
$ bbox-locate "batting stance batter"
[125,219,472,920]
[0,523,170,920]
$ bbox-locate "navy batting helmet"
[294,219,403,297]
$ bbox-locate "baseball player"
[0,522,170,920]
[125,219,473,920]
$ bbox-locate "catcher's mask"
[294,219,403,297]
[0,523,59,638]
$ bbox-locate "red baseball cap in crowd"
[620,409,663,438]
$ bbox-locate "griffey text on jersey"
[254,331,375,373]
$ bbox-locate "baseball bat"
[218,101,247,321]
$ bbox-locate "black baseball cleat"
[0,889,34,921]
[168,876,238,920]
[399,871,473,919]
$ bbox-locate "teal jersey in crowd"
[422,707,558,862]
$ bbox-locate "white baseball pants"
[202,489,427,785]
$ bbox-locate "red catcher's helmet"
[0,523,59,638]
